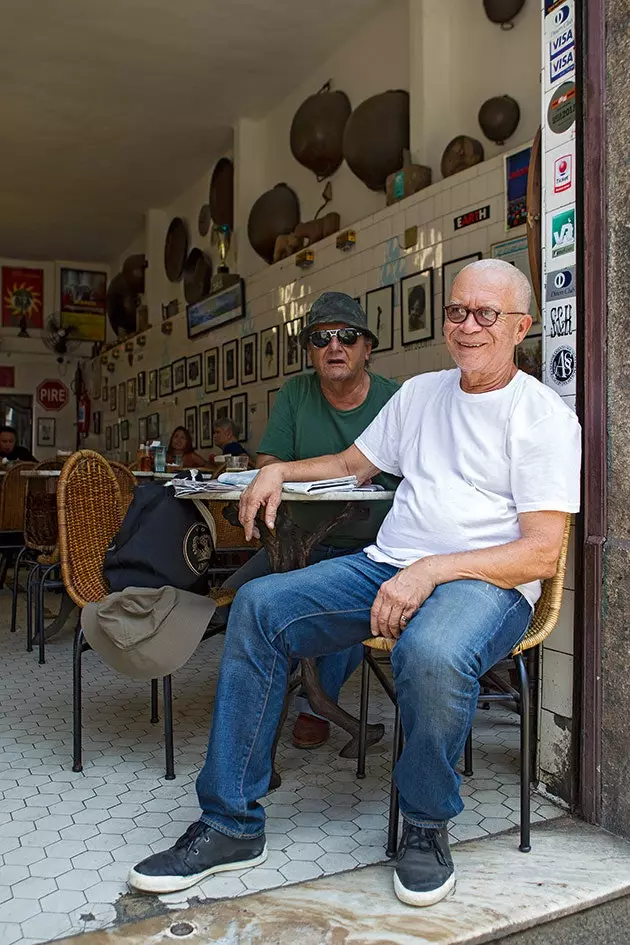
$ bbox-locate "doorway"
[0,394,33,454]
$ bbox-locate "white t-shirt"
[355,369,581,607]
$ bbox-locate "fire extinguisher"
[77,386,91,438]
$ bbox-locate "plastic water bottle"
[154,444,167,474]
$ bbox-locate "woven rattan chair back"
[57,450,123,608]
[24,459,65,552]
[108,462,136,515]
[0,462,37,531]
[208,501,260,550]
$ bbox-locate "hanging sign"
[453,205,491,230]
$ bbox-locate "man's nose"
[458,311,483,332]
[328,334,344,352]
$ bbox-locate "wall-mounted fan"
[42,313,81,363]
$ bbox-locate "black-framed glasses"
[443,304,529,327]
[309,327,365,348]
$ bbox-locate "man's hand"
[238,465,286,540]
[370,559,438,640]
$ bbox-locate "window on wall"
[0,395,33,451]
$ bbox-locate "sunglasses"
[309,327,366,348]
[444,304,529,327]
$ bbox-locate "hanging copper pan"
[441,135,485,178]
[526,126,542,316]
[122,254,146,295]
[342,90,410,191]
[183,248,213,305]
[478,95,520,144]
[483,0,526,27]
[248,183,300,264]
[290,87,351,180]
[164,217,188,282]
[198,204,211,237]
[106,273,137,336]
[209,157,234,229]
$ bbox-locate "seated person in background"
[222,291,399,750]
[130,261,581,907]
[166,426,206,469]
[0,426,37,463]
[211,418,251,464]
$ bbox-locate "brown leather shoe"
[291,713,330,749]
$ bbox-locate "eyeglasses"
[309,327,366,348]
[443,304,529,327]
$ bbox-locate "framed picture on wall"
[401,268,435,346]
[492,235,541,334]
[148,370,158,401]
[112,423,120,449]
[137,371,146,398]
[222,339,238,389]
[267,387,280,419]
[366,285,394,352]
[172,357,186,392]
[186,353,202,388]
[109,384,116,414]
[230,393,248,442]
[126,377,136,413]
[120,419,130,441]
[37,417,56,448]
[92,411,101,436]
[102,377,109,403]
[240,333,258,385]
[158,365,172,398]
[441,252,482,306]
[147,413,160,441]
[283,316,303,375]
[260,327,279,380]
[184,406,198,449]
[516,335,542,380]
[138,416,148,444]
[105,426,112,451]
[118,382,125,418]
[204,347,219,393]
[214,397,231,424]
[186,278,246,339]
[199,402,214,449]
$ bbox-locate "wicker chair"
[109,461,136,514]
[206,501,260,585]
[0,461,37,588]
[356,514,572,857]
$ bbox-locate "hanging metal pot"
[183,248,213,305]
[164,217,188,282]
[483,0,526,28]
[209,157,234,229]
[342,90,410,191]
[290,86,352,180]
[106,273,137,336]
[478,95,521,144]
[122,254,146,295]
[198,204,211,237]
[441,135,485,178]
[248,183,300,264]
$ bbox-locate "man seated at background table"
[221,291,399,750]
[0,425,37,463]
[211,417,251,465]
[130,260,580,908]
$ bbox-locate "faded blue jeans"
[197,551,531,838]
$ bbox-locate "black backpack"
[103,481,215,595]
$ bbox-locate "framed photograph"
[92,411,101,436]
[199,402,214,449]
[148,370,158,402]
[118,382,126,418]
[267,387,280,418]
[112,423,120,449]
[137,371,146,398]
[37,417,56,447]
[138,416,148,444]
[516,335,542,380]
[222,339,238,390]
[172,357,187,393]
[184,406,198,449]
[401,268,435,346]
[214,397,231,424]
[441,252,482,306]
[186,278,246,339]
[158,364,172,398]
[120,419,130,441]
[283,316,303,375]
[260,326,279,381]
[109,384,117,414]
[105,426,112,450]
[366,285,394,352]
[102,376,109,403]
[230,393,248,442]
[59,267,107,342]
[240,333,258,385]
[204,347,219,393]
[147,412,160,441]
[186,353,202,388]
[492,235,541,334]
[126,377,136,413]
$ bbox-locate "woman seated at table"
[166,426,206,469]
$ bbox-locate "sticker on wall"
[549,45,575,86]
[546,1,571,24]
[504,148,530,230]
[547,2,575,86]
[547,81,576,135]
[545,0,565,13]
[453,205,490,231]
[545,266,576,300]
[550,207,576,257]
[548,343,577,391]
[547,297,576,339]
[554,154,573,194]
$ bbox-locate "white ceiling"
[0,0,385,263]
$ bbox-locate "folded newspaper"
[168,469,383,496]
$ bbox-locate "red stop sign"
[36,379,69,411]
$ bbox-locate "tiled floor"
[0,591,562,944]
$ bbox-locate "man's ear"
[516,314,533,344]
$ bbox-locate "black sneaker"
[128,821,267,894]
[393,823,455,907]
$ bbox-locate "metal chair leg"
[514,652,531,852]
[386,707,403,858]
[163,675,175,780]
[10,547,27,633]
[0,552,10,589]
[73,621,84,773]
[37,567,48,665]
[150,679,159,723]
[356,653,370,779]
[26,564,37,653]
[464,729,474,777]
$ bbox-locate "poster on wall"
[2,266,44,330]
[504,147,531,230]
[59,267,107,342]
[492,236,541,333]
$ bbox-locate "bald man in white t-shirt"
[130,260,581,910]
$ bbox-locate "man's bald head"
[451,259,532,313]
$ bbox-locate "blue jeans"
[223,545,363,713]
[197,551,531,838]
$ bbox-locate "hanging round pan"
[209,157,234,229]
[183,248,213,305]
[164,217,188,282]
[198,204,211,237]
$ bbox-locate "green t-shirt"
[258,372,400,547]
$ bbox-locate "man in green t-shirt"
[224,292,399,750]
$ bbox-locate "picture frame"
[366,285,394,353]
[120,419,130,441]
[401,268,435,346]
[37,417,56,447]
[267,387,280,418]
[222,339,238,390]
[158,364,172,398]
[109,384,116,414]
[137,371,146,398]
[186,278,246,339]
[214,397,231,424]
[59,267,107,342]
[102,376,109,403]
[118,382,125,418]
[126,377,136,413]
[186,353,202,388]
[148,369,158,402]
[441,252,482,306]
[199,402,214,449]
[138,416,148,444]
[172,357,187,393]
[516,335,542,380]
[105,426,112,451]
[492,235,541,335]
[147,412,160,441]
[260,326,279,381]
[230,393,248,442]
[92,411,101,436]
[184,406,198,449]
[204,347,219,393]
[240,333,258,385]
[283,316,303,375]
[112,423,120,449]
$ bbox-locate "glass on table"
[225,454,248,472]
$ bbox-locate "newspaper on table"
[168,469,382,497]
